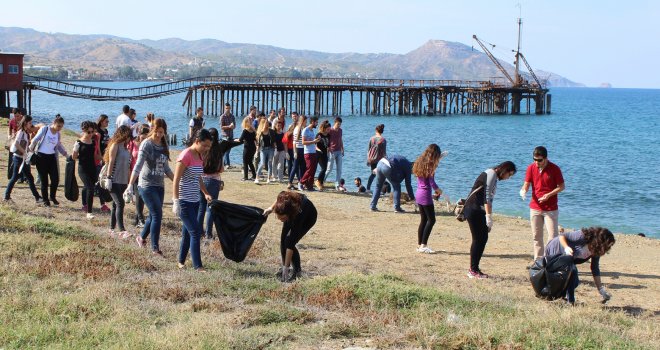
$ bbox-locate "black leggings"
[466,207,489,271]
[243,147,256,179]
[78,167,96,213]
[417,204,436,245]
[110,183,128,231]
[281,204,318,272]
[35,153,59,201]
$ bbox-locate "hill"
[0,26,583,86]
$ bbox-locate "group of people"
[3,106,616,301]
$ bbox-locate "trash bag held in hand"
[210,200,267,262]
[529,254,575,300]
[64,156,79,202]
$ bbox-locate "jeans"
[179,200,203,269]
[366,162,377,191]
[5,155,40,200]
[288,147,306,185]
[326,150,343,187]
[35,153,60,202]
[109,183,128,231]
[222,136,232,166]
[139,186,164,251]
[133,183,145,225]
[197,177,220,239]
[530,209,559,259]
[370,162,402,210]
[78,167,96,213]
[257,147,274,179]
[272,149,286,181]
[316,152,328,184]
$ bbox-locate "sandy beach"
[1,127,658,348]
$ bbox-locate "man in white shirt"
[116,105,131,130]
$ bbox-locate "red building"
[0,52,25,116]
[0,53,24,90]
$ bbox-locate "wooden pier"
[21,75,550,116]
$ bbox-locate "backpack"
[367,137,384,164]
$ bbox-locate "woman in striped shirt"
[173,129,213,271]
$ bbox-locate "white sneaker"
[86,213,95,219]
[254,178,260,184]
[267,179,271,184]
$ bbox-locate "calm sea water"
[25,83,660,237]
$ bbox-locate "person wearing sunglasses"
[520,146,565,261]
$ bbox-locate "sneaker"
[86,213,95,219]
[394,207,406,213]
[195,267,207,273]
[100,204,110,212]
[370,207,379,212]
[108,229,116,237]
[467,269,488,279]
[81,205,88,212]
[266,179,271,184]
[280,267,296,283]
[42,200,51,207]
[50,198,60,206]
[177,262,185,269]
[136,221,145,229]
[417,246,435,254]
[152,250,164,257]
[241,178,247,181]
[297,183,303,191]
[2,198,13,203]
[35,197,43,204]
[119,231,132,239]
[254,178,260,184]
[135,236,145,248]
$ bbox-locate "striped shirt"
[177,148,204,203]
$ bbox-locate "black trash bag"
[95,183,113,203]
[64,156,79,202]
[529,254,575,300]
[209,200,267,262]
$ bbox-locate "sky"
[4,0,659,88]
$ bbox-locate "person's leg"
[179,200,202,268]
[4,156,22,199]
[95,164,106,207]
[297,148,306,182]
[392,182,402,210]
[420,204,436,245]
[114,184,127,231]
[223,141,231,167]
[36,155,51,203]
[48,157,60,201]
[366,163,377,191]
[467,209,488,271]
[326,151,335,182]
[78,170,95,213]
[565,265,579,303]
[151,187,165,251]
[23,163,40,199]
[266,148,274,181]
[417,204,428,245]
[288,150,300,185]
[280,223,291,265]
[197,191,208,237]
[199,178,220,239]
[530,209,545,259]
[256,148,267,176]
[286,149,294,177]
[242,149,250,179]
[335,151,343,188]
[317,154,328,185]
[135,183,145,225]
[544,210,559,243]
[285,207,317,273]
[369,164,387,210]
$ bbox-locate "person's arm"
[56,133,68,157]
[172,162,185,200]
[539,182,565,203]
[128,142,147,186]
[199,177,212,202]
[13,131,25,155]
[404,172,415,201]
[29,126,45,152]
[164,160,174,181]
[263,199,278,217]
[558,235,574,256]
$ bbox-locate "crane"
[472,34,515,86]
[517,52,543,88]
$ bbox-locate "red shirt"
[525,161,564,211]
[282,133,293,150]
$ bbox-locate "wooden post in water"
[546,94,552,114]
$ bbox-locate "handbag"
[453,185,483,222]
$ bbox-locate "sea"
[24,82,660,238]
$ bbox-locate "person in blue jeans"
[544,227,615,305]
[370,155,415,212]
[173,129,213,271]
[196,128,241,240]
[125,118,173,256]
[4,115,41,203]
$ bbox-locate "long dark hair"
[103,125,132,163]
[203,128,223,174]
[583,227,615,257]
[493,161,517,179]
[18,115,33,132]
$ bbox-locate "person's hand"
[172,198,181,216]
[538,193,550,203]
[563,246,574,256]
[204,194,213,203]
[372,168,377,175]
[123,186,134,203]
[485,214,493,232]
[263,206,273,217]
[104,178,112,190]
[519,188,527,201]
[598,286,611,303]
[285,153,290,160]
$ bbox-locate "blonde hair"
[256,118,269,136]
[241,116,254,132]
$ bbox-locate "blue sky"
[5,0,659,88]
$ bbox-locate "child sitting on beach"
[354,177,366,193]
[337,178,347,192]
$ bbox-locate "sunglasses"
[533,158,545,163]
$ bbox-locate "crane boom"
[518,52,543,88]
[472,34,515,86]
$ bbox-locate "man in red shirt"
[520,146,565,260]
